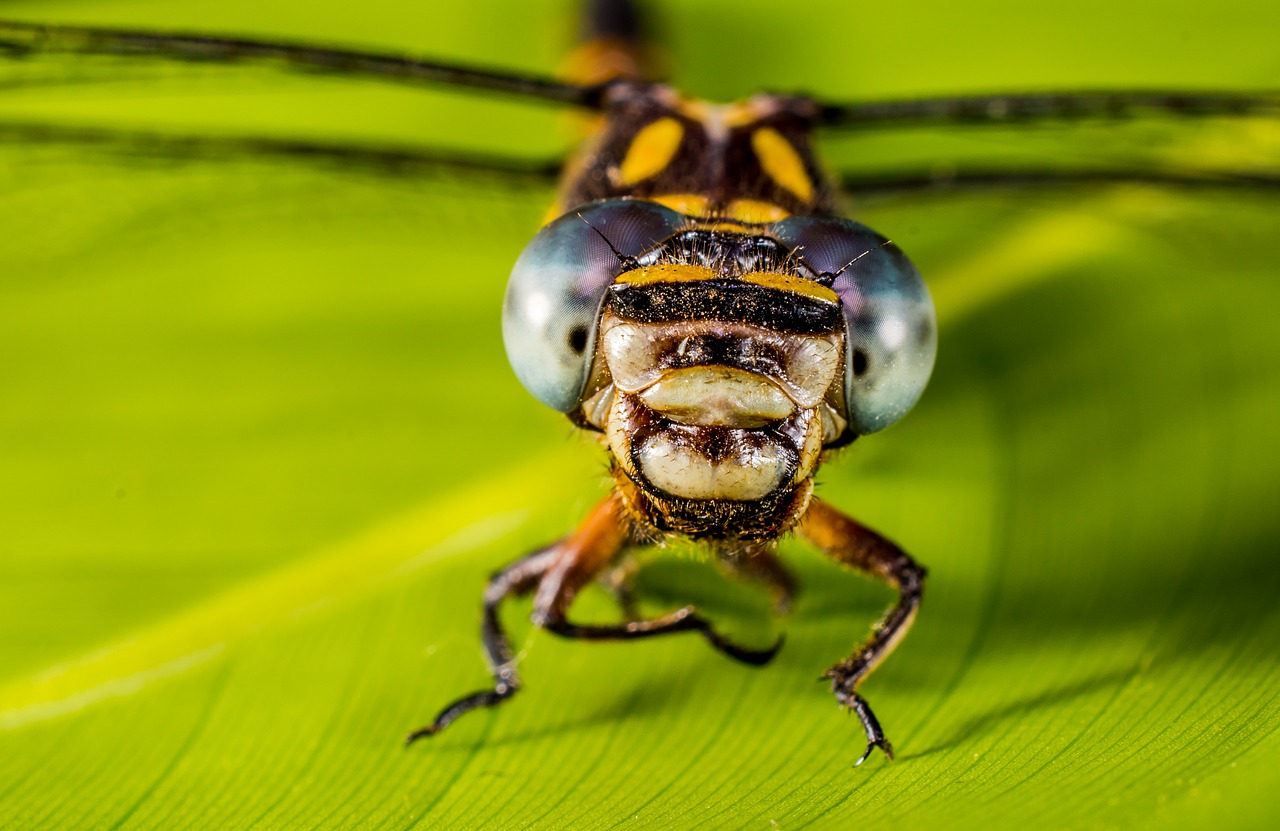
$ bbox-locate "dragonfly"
[1,0,1275,768]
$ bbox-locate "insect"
[2,0,1274,767]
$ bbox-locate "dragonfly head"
[502,200,936,539]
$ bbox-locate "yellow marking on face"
[651,193,711,216]
[616,263,838,305]
[616,117,685,187]
[615,263,718,286]
[742,271,840,304]
[751,127,815,203]
[726,199,791,224]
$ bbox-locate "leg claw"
[834,686,895,767]
[854,737,895,766]
[403,725,437,746]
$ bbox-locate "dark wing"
[816,90,1279,130]
[0,119,563,186]
[817,91,1280,200]
[838,168,1280,200]
[0,18,582,183]
[0,18,605,107]
[5,19,1278,197]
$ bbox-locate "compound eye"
[773,216,936,436]
[503,199,686,412]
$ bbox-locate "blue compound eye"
[503,199,686,412]
[773,216,937,436]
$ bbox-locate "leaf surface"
[1,1,1278,829]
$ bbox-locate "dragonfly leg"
[797,499,926,766]
[404,544,558,744]
[532,495,783,666]
[407,493,783,744]
[537,604,784,666]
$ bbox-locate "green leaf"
[2,1,1278,829]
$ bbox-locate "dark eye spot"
[568,325,589,354]
[852,349,869,377]
[917,317,934,346]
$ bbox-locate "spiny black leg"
[536,605,784,666]
[404,545,558,744]
[800,499,926,766]
[842,693,892,766]
[410,494,635,742]
[824,553,923,765]
[527,495,783,666]
[824,556,923,765]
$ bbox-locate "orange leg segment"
[407,493,781,743]
[798,499,926,765]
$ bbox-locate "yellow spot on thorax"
[751,127,814,203]
[697,221,758,234]
[558,37,649,86]
[616,117,685,187]
[651,193,711,216]
[725,199,791,224]
[650,195,791,226]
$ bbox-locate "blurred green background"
[0,1,1278,828]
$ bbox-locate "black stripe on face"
[607,279,841,335]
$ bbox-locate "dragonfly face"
[503,192,937,539]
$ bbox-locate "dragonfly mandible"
[1,0,1275,767]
